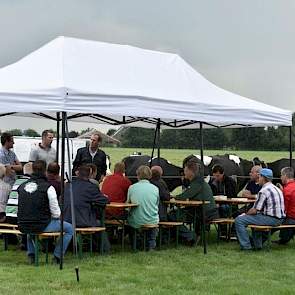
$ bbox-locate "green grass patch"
[1,231,295,294]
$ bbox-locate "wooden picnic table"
[106,202,139,208]
[164,199,210,254]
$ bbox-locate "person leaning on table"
[175,159,218,243]
[235,168,285,251]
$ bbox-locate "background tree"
[23,128,40,137]
[4,129,23,136]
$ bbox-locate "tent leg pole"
[56,112,60,163]
[59,111,66,270]
[150,123,159,167]
[157,119,161,165]
[200,122,204,162]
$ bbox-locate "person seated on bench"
[235,168,285,251]
[64,165,110,252]
[0,164,11,222]
[5,163,33,223]
[209,164,237,220]
[46,162,61,198]
[17,160,73,264]
[127,165,159,251]
[150,166,171,221]
[274,167,295,244]
[174,159,218,245]
[238,165,262,199]
[232,165,263,219]
[64,165,109,227]
[101,162,132,218]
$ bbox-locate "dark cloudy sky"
[0,0,294,132]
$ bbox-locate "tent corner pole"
[200,122,204,162]
[59,111,66,270]
[289,125,293,167]
[56,112,60,162]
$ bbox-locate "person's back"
[17,173,51,234]
[46,162,61,197]
[127,166,159,228]
[64,165,108,227]
[150,166,170,221]
[5,162,33,224]
[102,162,132,217]
[127,180,159,228]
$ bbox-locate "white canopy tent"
[0,37,293,262]
[0,36,292,128]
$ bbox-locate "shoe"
[52,256,61,264]
[28,254,35,265]
[272,240,288,245]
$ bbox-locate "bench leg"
[159,226,162,250]
[3,234,8,251]
[176,226,179,248]
[77,234,82,259]
[122,224,125,251]
[45,239,49,264]
[34,235,39,267]
[132,229,137,252]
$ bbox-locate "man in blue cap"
[235,168,285,250]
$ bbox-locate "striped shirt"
[254,182,285,219]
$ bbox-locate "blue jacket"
[64,178,108,227]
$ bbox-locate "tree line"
[119,114,295,151]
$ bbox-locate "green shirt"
[176,176,216,212]
[127,180,159,228]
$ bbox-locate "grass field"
[0,148,294,295]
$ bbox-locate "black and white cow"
[122,155,183,192]
[183,154,254,191]
[266,158,295,180]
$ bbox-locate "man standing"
[0,132,22,186]
[29,130,56,165]
[72,132,107,181]
[17,160,73,264]
[235,168,285,251]
[275,167,295,244]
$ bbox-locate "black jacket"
[17,174,51,234]
[64,178,109,227]
[150,177,170,221]
[72,147,107,180]
[209,175,237,198]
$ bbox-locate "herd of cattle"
[122,154,295,192]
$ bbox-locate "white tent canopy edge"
[0,36,292,128]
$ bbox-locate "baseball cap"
[259,168,273,180]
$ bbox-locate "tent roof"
[0,36,292,128]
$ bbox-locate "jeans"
[235,213,282,250]
[27,219,73,258]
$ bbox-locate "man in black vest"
[18,160,73,264]
[72,133,107,181]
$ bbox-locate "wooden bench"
[158,221,183,249]
[210,218,235,242]
[105,219,127,250]
[248,224,295,250]
[0,223,18,229]
[75,227,106,257]
[132,224,159,251]
[0,228,22,250]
